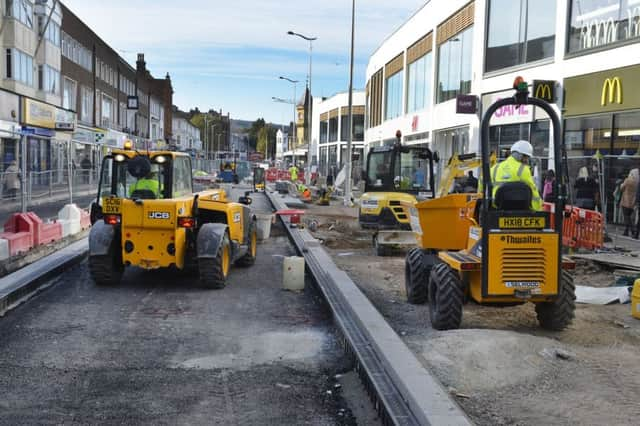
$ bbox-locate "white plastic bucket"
[256,214,273,240]
[283,256,305,291]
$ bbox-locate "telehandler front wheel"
[535,270,576,331]
[199,232,231,289]
[428,263,465,330]
[405,248,429,304]
[236,222,257,267]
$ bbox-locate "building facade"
[312,91,366,177]
[365,0,640,222]
[172,107,201,151]
[61,3,173,170]
[0,0,74,179]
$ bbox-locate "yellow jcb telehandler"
[88,147,257,289]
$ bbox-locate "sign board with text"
[481,89,534,125]
[456,95,478,114]
[532,80,556,103]
[22,98,76,131]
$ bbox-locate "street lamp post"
[204,116,210,160]
[344,0,356,206]
[279,76,299,163]
[288,30,316,170]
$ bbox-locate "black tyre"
[89,248,123,286]
[428,263,465,330]
[405,248,429,304]
[373,234,389,257]
[236,222,257,267]
[535,270,576,331]
[199,232,231,289]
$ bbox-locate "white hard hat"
[511,140,534,157]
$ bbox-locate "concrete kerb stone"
[0,239,8,261]
[0,238,88,317]
[265,189,472,425]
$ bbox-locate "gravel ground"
[0,190,379,425]
[305,209,640,426]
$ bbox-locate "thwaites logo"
[233,213,241,223]
[501,235,542,244]
[148,211,170,220]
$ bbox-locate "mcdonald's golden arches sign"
[532,80,555,103]
[564,64,640,116]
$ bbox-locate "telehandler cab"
[405,77,576,331]
[88,148,257,289]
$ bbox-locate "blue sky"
[63,0,426,123]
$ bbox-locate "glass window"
[320,121,328,144]
[7,0,33,28]
[564,114,612,154]
[6,48,33,86]
[437,26,473,103]
[406,51,432,113]
[486,0,556,72]
[81,86,94,123]
[385,71,403,120]
[173,156,193,197]
[40,65,59,94]
[328,116,338,142]
[568,0,640,53]
[613,111,640,154]
[340,115,349,141]
[353,114,364,141]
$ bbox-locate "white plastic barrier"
[255,214,273,240]
[0,239,9,261]
[282,256,305,291]
[57,204,82,237]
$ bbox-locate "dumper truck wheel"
[535,270,576,331]
[89,247,123,286]
[199,232,231,289]
[236,222,257,267]
[405,248,429,304]
[428,263,464,330]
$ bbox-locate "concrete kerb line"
[0,238,88,317]
[265,189,472,426]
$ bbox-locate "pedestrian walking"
[2,160,21,200]
[574,167,598,210]
[619,168,638,237]
[633,178,640,239]
[542,169,556,203]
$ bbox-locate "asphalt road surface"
[0,189,371,425]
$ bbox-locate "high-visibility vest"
[129,178,161,197]
[490,156,542,211]
[289,167,298,181]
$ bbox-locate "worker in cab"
[129,166,162,199]
[490,140,542,211]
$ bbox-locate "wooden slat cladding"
[341,105,365,115]
[437,2,475,45]
[407,32,433,64]
[329,108,339,119]
[384,53,404,78]
[320,112,329,121]
[368,68,384,128]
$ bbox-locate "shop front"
[0,90,20,171]
[564,64,640,223]
[21,98,76,186]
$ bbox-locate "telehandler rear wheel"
[405,248,429,304]
[428,263,465,330]
[199,232,231,289]
[236,222,257,267]
[535,270,576,331]
[89,245,124,286]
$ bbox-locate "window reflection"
[437,26,473,103]
[568,0,640,53]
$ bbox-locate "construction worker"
[129,166,161,198]
[289,164,299,182]
[490,140,542,211]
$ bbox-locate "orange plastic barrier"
[543,203,604,250]
[265,168,278,182]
